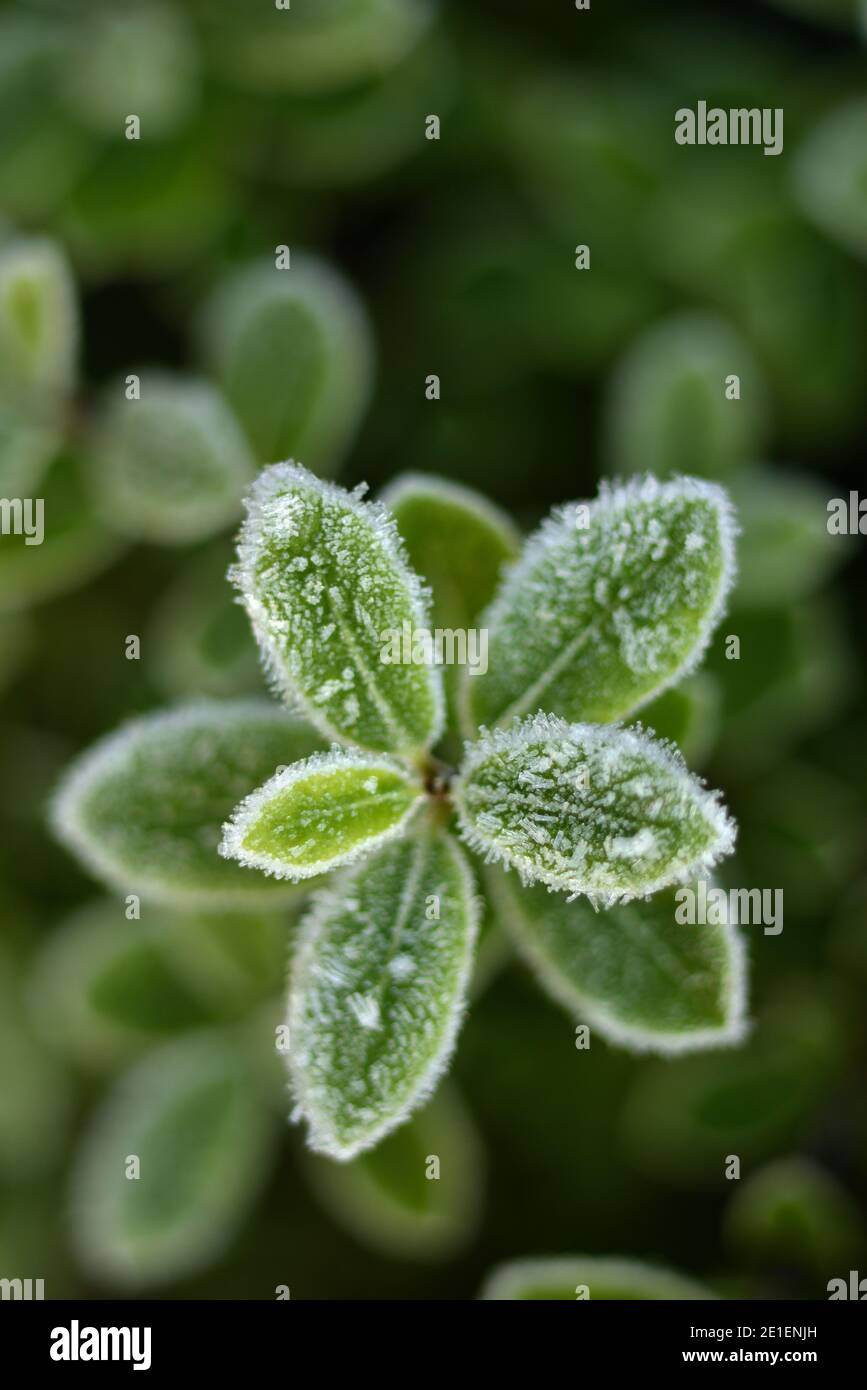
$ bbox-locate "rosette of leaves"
[53,463,742,1164]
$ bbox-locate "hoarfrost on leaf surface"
[454,713,736,906]
[220,747,425,881]
[232,462,443,755]
[287,827,479,1161]
[470,474,737,730]
[489,869,747,1055]
[50,701,324,907]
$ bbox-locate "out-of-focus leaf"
[725,1157,865,1278]
[622,982,844,1186]
[221,749,425,881]
[480,1255,715,1300]
[207,0,435,95]
[731,466,850,608]
[794,98,867,259]
[488,869,746,1054]
[62,2,199,138]
[69,1032,276,1289]
[254,28,455,187]
[0,403,58,495]
[709,600,852,773]
[148,543,262,700]
[604,313,767,480]
[304,1082,483,1259]
[382,471,520,736]
[470,475,736,730]
[288,828,478,1160]
[58,133,233,276]
[0,452,123,616]
[232,463,443,755]
[201,255,374,474]
[455,715,736,906]
[0,236,77,412]
[0,943,73,1180]
[633,672,720,767]
[0,610,32,694]
[29,900,218,1072]
[51,701,324,907]
[92,375,253,546]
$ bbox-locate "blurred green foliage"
[0,0,865,1300]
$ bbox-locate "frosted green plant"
[480,1255,716,1301]
[53,463,743,1163]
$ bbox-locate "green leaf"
[622,982,844,1186]
[221,748,425,881]
[604,313,766,480]
[288,827,479,1160]
[29,900,217,1073]
[470,475,736,731]
[488,869,746,1054]
[69,1032,275,1289]
[455,714,736,906]
[381,472,520,737]
[794,97,867,261]
[62,3,198,138]
[51,701,325,907]
[725,1158,864,1277]
[232,462,443,754]
[0,611,32,695]
[92,374,254,545]
[209,0,435,96]
[303,1082,483,1259]
[0,236,77,412]
[480,1256,716,1300]
[0,942,73,1181]
[730,465,849,608]
[632,672,720,767]
[201,255,374,473]
[0,402,58,495]
[148,542,263,700]
[0,452,123,616]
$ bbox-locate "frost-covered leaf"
[0,236,78,412]
[0,403,58,495]
[201,255,374,473]
[51,701,325,907]
[69,1032,275,1289]
[288,827,479,1160]
[92,375,254,545]
[303,1082,483,1259]
[793,98,867,261]
[232,462,443,754]
[29,900,217,1073]
[488,869,746,1054]
[480,1255,716,1301]
[221,749,425,881]
[455,715,735,905]
[604,313,766,480]
[0,452,122,616]
[381,472,520,737]
[470,475,736,731]
[209,0,435,95]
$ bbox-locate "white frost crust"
[453,711,737,908]
[479,1255,717,1301]
[286,832,480,1162]
[219,746,425,882]
[50,699,305,908]
[230,460,445,753]
[480,473,739,726]
[489,870,748,1057]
